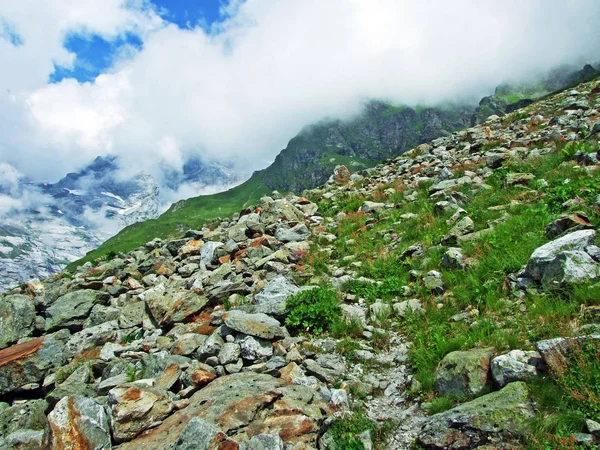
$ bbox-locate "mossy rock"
[417,382,534,449]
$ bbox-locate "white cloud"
[1,0,600,182]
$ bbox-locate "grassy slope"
[67,170,271,270]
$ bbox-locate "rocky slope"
[0,156,246,292]
[77,102,474,267]
[1,78,600,449]
[471,62,599,125]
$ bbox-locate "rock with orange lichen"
[107,384,174,442]
[116,372,328,450]
[0,330,70,395]
[143,284,208,327]
[48,395,111,450]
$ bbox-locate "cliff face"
[1,76,599,449]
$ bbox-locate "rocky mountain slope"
[0,77,599,449]
[74,101,475,268]
[471,62,599,125]
[0,156,245,292]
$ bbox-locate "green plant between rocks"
[285,285,342,335]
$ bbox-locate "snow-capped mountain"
[0,156,247,291]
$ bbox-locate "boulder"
[0,399,49,442]
[441,247,466,270]
[108,384,175,442]
[541,250,598,288]
[200,241,224,266]
[144,285,207,327]
[424,271,445,295]
[504,173,535,187]
[491,350,544,387]
[545,213,594,239]
[239,335,274,361]
[254,276,300,315]
[171,333,206,356]
[275,223,310,243]
[0,295,36,349]
[172,417,237,449]
[0,330,70,395]
[360,201,385,213]
[441,217,474,245]
[116,372,328,449]
[64,320,119,357]
[535,335,600,371]
[417,382,534,449]
[223,311,285,340]
[0,429,48,450]
[523,229,596,282]
[434,348,494,397]
[45,290,104,331]
[48,395,111,450]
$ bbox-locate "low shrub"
[285,285,341,334]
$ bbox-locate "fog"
[1,0,599,182]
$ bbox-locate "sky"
[1,0,600,184]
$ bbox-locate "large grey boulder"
[254,276,300,314]
[64,320,119,357]
[417,382,535,449]
[200,241,224,266]
[172,417,236,449]
[238,335,273,361]
[0,294,36,349]
[275,223,310,243]
[48,395,111,450]
[541,250,598,288]
[0,429,48,450]
[523,229,597,283]
[434,348,494,397]
[144,285,207,327]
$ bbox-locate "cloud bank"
[1,0,600,182]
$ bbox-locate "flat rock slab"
[223,311,285,340]
[117,372,328,449]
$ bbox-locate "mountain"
[72,100,475,267]
[0,76,599,449]
[0,156,246,291]
[472,62,599,124]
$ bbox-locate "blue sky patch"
[49,0,231,84]
[49,33,143,83]
[151,0,223,30]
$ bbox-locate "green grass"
[326,410,377,450]
[313,138,600,428]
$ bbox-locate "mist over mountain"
[0,154,247,290]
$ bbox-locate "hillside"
[1,77,599,449]
[69,102,474,269]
